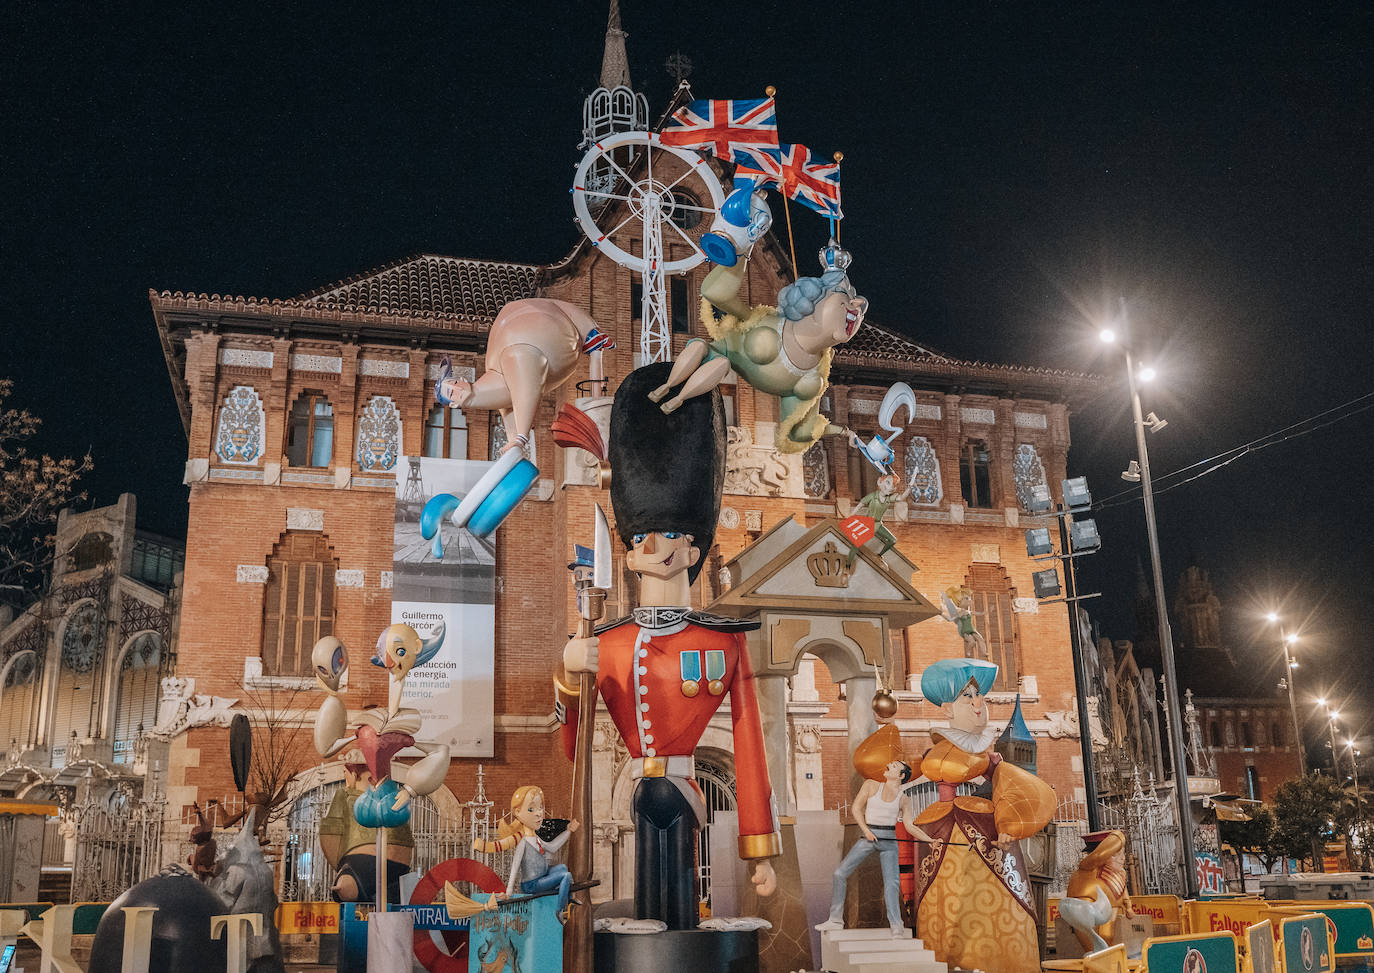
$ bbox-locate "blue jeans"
[521,863,571,914]
[828,830,901,928]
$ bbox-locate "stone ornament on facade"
[218,348,274,369]
[960,406,995,425]
[723,425,788,497]
[358,358,410,379]
[793,722,822,754]
[847,398,878,415]
[61,602,104,673]
[802,440,830,499]
[147,676,238,740]
[286,507,324,531]
[718,506,741,530]
[911,402,942,420]
[214,386,266,465]
[236,565,269,584]
[427,361,475,383]
[1013,443,1049,511]
[1012,597,1040,614]
[335,569,364,588]
[903,435,942,504]
[288,353,343,374]
[380,570,393,589]
[1014,411,1048,429]
[744,509,763,532]
[971,543,1000,563]
[355,395,401,472]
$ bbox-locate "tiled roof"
[836,323,952,364]
[835,321,1101,391]
[300,254,541,321]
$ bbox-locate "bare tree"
[0,378,93,600]
[214,679,308,842]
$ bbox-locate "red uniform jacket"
[558,608,778,857]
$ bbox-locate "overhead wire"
[1091,390,1374,513]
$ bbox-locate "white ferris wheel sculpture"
[572,131,726,365]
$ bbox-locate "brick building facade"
[146,39,1105,895]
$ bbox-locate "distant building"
[0,494,182,781]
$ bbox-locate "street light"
[1265,617,1307,774]
[1324,708,1342,775]
[1100,299,1198,897]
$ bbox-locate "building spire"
[599,0,631,90]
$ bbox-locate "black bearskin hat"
[609,362,725,585]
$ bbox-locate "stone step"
[818,927,949,973]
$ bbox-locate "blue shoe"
[467,458,539,537]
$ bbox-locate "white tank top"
[865,785,901,827]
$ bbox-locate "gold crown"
[807,541,851,588]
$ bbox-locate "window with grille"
[959,440,994,508]
[286,392,334,468]
[424,404,468,460]
[964,563,1020,690]
[261,532,337,676]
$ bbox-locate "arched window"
[424,404,468,460]
[1012,444,1048,511]
[1272,722,1284,748]
[964,563,1020,691]
[0,651,41,753]
[904,436,942,505]
[261,532,337,676]
[215,386,266,465]
[286,392,334,468]
[52,601,105,765]
[112,632,161,763]
[356,395,401,472]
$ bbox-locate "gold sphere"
[765,85,776,97]
[872,690,898,721]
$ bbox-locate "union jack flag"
[660,97,779,163]
[582,327,615,354]
[741,143,842,218]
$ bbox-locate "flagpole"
[832,152,843,244]
[765,86,800,279]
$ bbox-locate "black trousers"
[633,776,699,929]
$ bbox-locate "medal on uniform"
[705,649,727,696]
[680,650,701,697]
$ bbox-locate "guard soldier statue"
[557,362,779,931]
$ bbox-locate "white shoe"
[814,918,844,931]
[889,924,908,938]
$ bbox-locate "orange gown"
[912,730,1052,973]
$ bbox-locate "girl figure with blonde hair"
[473,785,579,919]
[904,658,1055,973]
[938,586,988,660]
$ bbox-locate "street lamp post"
[1267,619,1308,775]
[1348,740,1365,868]
[1327,711,1341,775]
[1105,301,1199,897]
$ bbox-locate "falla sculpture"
[311,624,451,910]
[647,187,868,455]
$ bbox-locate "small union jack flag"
[660,97,779,164]
[582,328,615,354]
[754,143,841,218]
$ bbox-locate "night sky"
[3,3,1371,758]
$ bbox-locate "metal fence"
[1050,775,1182,896]
[71,791,166,902]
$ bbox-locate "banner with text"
[392,456,496,756]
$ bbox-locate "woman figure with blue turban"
[906,658,1055,973]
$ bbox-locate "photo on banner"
[392,455,496,756]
